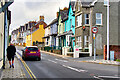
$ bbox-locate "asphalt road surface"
[16,46,119,80]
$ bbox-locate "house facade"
[57,8,68,48]
[11,29,19,45]
[75,0,120,57]
[75,0,92,56]
[44,25,51,46]
[26,16,47,46]
[0,0,13,69]
[49,18,58,47]
[64,1,75,50]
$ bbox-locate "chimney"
[56,12,59,17]
[63,7,68,10]
[39,16,44,21]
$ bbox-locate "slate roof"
[60,10,68,21]
[71,1,75,11]
[49,18,58,26]
[62,1,75,22]
[35,20,47,29]
[11,29,19,35]
[81,0,95,7]
[46,18,58,27]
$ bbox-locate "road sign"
[92,27,98,34]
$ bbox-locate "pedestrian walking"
[7,43,16,68]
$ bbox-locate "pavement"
[0,56,26,80]
[41,50,120,66]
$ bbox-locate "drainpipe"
[3,9,8,69]
[107,0,110,60]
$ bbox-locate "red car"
[22,46,41,61]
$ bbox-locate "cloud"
[9,0,76,34]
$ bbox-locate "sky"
[9,0,76,34]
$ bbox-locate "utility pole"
[107,0,109,60]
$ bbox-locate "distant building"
[43,18,58,47]
[14,21,36,46]
[26,16,47,47]
[43,24,50,46]
[11,29,19,45]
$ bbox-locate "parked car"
[22,46,41,61]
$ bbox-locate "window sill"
[84,47,89,49]
[84,24,90,26]
[96,24,103,26]
[75,26,82,28]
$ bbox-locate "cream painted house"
[0,0,13,69]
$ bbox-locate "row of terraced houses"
[11,0,120,59]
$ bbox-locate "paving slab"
[1,56,26,79]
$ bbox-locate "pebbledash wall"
[91,1,120,55]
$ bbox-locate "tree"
[9,35,11,43]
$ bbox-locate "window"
[77,14,82,27]
[46,38,49,45]
[27,47,38,51]
[66,35,71,46]
[84,35,89,48]
[65,22,67,31]
[76,36,82,47]
[84,14,89,25]
[96,13,102,25]
[63,22,65,32]
[59,25,61,34]
[70,19,72,29]
[104,0,108,5]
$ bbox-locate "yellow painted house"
[26,16,47,46]
[26,34,31,46]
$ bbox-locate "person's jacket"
[7,45,16,57]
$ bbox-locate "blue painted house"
[62,1,75,51]
[49,18,58,47]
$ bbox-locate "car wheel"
[22,56,24,60]
[37,57,41,61]
[22,56,26,61]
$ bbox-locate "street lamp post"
[107,0,109,60]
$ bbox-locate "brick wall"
[104,45,120,60]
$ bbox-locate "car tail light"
[38,50,40,52]
[25,49,29,52]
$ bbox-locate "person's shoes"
[9,65,11,68]
[12,65,14,68]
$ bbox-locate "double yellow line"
[17,53,37,80]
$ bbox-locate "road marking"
[41,54,46,57]
[17,53,37,80]
[93,76,104,80]
[42,57,45,59]
[98,76,120,78]
[55,58,68,62]
[48,59,57,64]
[62,65,87,73]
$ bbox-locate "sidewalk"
[0,56,26,79]
[41,50,120,66]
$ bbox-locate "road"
[16,46,119,80]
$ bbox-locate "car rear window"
[27,47,38,51]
